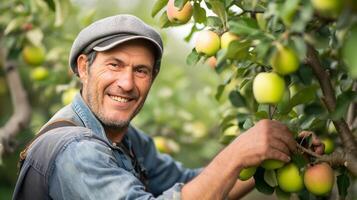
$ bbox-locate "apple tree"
[152,0,357,199]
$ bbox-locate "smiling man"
[13,14,321,200]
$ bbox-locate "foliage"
[0,0,223,198]
[152,0,357,199]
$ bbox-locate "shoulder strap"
[18,120,77,169]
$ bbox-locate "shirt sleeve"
[128,128,202,196]
[48,138,186,200]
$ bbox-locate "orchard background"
[0,0,356,199]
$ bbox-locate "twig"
[296,143,322,159]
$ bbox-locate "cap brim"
[93,35,163,57]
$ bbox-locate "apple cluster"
[238,162,335,196]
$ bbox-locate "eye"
[134,66,151,78]
[108,63,118,67]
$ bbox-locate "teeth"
[109,95,129,103]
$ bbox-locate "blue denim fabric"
[48,94,201,199]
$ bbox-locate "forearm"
[227,178,255,200]
[181,146,243,200]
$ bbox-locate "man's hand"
[182,119,297,200]
[298,131,325,155]
[230,119,297,168]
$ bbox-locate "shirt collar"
[71,92,133,149]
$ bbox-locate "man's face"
[78,40,155,131]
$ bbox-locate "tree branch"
[297,144,357,176]
[305,44,357,156]
[0,43,31,159]
[347,82,356,130]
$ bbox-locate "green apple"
[311,0,343,18]
[61,88,79,105]
[30,66,49,81]
[153,136,172,154]
[167,0,193,24]
[270,45,299,75]
[253,72,285,104]
[304,163,334,196]
[277,163,304,193]
[321,137,335,154]
[220,32,239,49]
[22,45,46,66]
[261,159,285,170]
[239,167,257,181]
[195,30,220,56]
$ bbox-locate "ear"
[77,54,88,83]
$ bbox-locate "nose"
[116,67,134,92]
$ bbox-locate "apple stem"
[268,105,277,120]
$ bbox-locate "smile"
[109,95,130,103]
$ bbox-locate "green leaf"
[291,153,308,169]
[264,170,278,187]
[243,118,253,130]
[280,0,299,27]
[228,90,246,107]
[206,16,223,28]
[186,48,201,65]
[26,28,44,47]
[254,39,272,62]
[337,170,350,197]
[4,17,26,35]
[254,167,275,195]
[275,187,291,200]
[331,91,357,120]
[255,111,269,120]
[300,115,319,130]
[159,11,171,28]
[229,18,260,36]
[289,85,317,109]
[215,84,226,101]
[54,0,70,27]
[290,2,313,32]
[219,134,237,145]
[291,36,306,62]
[208,0,227,26]
[184,24,198,42]
[225,40,251,60]
[193,2,207,24]
[44,0,56,11]
[174,0,188,9]
[151,0,168,17]
[225,0,235,7]
[276,89,291,115]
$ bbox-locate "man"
[13,14,322,200]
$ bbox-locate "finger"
[265,148,291,163]
[314,145,325,155]
[268,139,291,155]
[271,128,297,152]
[311,134,322,146]
[298,131,313,138]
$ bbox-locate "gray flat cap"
[69,14,163,74]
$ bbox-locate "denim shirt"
[46,93,200,199]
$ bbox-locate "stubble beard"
[85,86,148,131]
